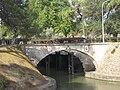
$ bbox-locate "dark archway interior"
[37,51,86,76]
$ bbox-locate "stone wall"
[73,51,96,71]
[86,43,120,81]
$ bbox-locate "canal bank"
[0,46,56,90]
[86,71,120,82]
[86,44,120,81]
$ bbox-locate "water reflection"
[48,70,120,90]
[37,53,120,90]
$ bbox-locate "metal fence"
[0,37,120,46]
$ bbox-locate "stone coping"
[85,71,120,82]
[36,75,56,90]
[24,42,120,46]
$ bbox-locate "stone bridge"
[22,43,110,71]
[21,43,120,81]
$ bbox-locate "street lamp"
[102,0,110,43]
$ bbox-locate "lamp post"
[102,0,110,43]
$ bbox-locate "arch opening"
[37,50,96,76]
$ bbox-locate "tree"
[27,0,81,38]
[1,0,119,40]
[0,0,40,38]
[108,0,120,9]
[105,4,120,37]
[0,0,24,37]
[75,0,103,38]
[73,0,120,40]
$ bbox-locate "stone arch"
[68,49,97,71]
[59,49,97,72]
[25,46,97,71]
[37,48,97,72]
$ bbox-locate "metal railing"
[0,37,120,46]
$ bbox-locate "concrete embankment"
[0,46,56,90]
[86,71,120,81]
[86,43,120,81]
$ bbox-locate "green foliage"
[105,4,120,37]
[0,0,119,40]
[76,0,120,39]
[107,0,120,9]
[27,0,78,37]
[77,0,103,37]
[1,0,25,36]
[0,0,40,38]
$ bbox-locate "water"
[47,70,120,90]
[37,54,120,90]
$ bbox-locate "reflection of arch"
[38,48,97,72]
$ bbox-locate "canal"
[37,51,120,90]
[48,70,120,90]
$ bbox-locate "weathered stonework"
[21,43,120,81]
[22,43,109,70]
[86,43,120,81]
[36,76,56,90]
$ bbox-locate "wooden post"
[68,53,71,74]
[55,52,58,70]
[58,52,61,71]
[68,52,74,74]
[71,52,74,74]
[48,55,50,74]
[46,56,50,75]
[45,58,48,74]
